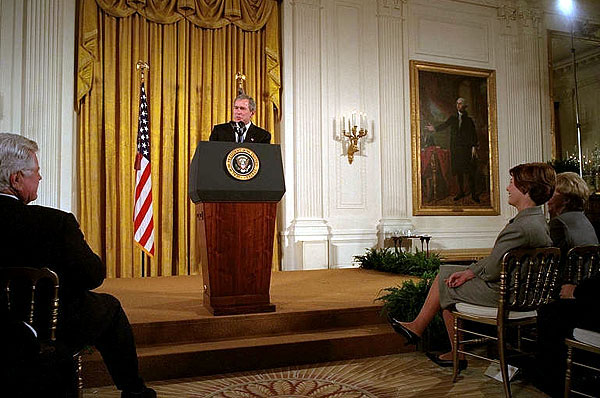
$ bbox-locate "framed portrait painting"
[410,60,499,216]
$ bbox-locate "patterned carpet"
[84,353,548,397]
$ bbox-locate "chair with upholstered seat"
[451,247,561,398]
[564,329,600,398]
[0,267,83,397]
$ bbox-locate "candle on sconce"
[342,116,346,132]
[352,111,357,127]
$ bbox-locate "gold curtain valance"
[94,0,275,30]
[77,0,280,105]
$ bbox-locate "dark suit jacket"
[0,195,107,351]
[209,122,271,143]
[0,195,105,301]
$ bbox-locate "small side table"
[391,235,431,257]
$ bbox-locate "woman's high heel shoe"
[387,314,421,345]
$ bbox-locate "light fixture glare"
[558,0,574,16]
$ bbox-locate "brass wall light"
[342,111,368,164]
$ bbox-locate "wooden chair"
[563,245,600,398]
[564,329,600,398]
[0,267,83,397]
[451,247,561,398]
[564,245,600,285]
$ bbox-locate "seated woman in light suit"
[389,162,556,368]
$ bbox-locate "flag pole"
[138,61,147,277]
[134,60,155,276]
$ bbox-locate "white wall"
[1,0,596,271]
[0,0,76,213]
[280,0,557,270]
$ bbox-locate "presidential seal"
[225,147,260,180]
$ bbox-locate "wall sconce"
[342,111,368,164]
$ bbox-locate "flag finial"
[235,71,246,95]
[136,60,149,81]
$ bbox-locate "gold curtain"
[77,0,281,277]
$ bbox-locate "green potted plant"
[355,248,449,351]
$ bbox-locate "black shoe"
[471,194,480,203]
[122,387,157,398]
[454,192,465,201]
[425,351,468,370]
[387,314,421,345]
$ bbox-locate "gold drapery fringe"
[77,0,281,277]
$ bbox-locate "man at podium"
[209,94,271,143]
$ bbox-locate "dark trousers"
[59,292,144,392]
[535,299,579,397]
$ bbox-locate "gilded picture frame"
[410,60,499,216]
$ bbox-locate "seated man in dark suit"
[0,133,156,398]
[209,94,271,143]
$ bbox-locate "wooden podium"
[188,142,285,315]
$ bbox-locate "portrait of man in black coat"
[0,133,156,398]
[209,94,271,144]
[426,97,479,203]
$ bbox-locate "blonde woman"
[547,171,598,259]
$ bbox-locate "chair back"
[499,247,561,316]
[564,245,600,285]
[0,267,60,341]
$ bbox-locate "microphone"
[229,121,245,132]
[230,121,245,142]
[229,120,240,133]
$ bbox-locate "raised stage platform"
[84,268,415,387]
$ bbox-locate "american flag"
[133,82,155,256]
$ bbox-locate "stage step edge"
[132,305,387,346]
[83,324,409,387]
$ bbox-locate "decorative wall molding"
[496,1,542,36]
[496,30,546,217]
[292,0,324,220]
[376,0,413,241]
[281,0,331,270]
[290,0,322,7]
[376,0,404,18]
[0,0,23,133]
[553,48,600,74]
[329,230,378,268]
[408,1,495,65]
[0,0,76,212]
